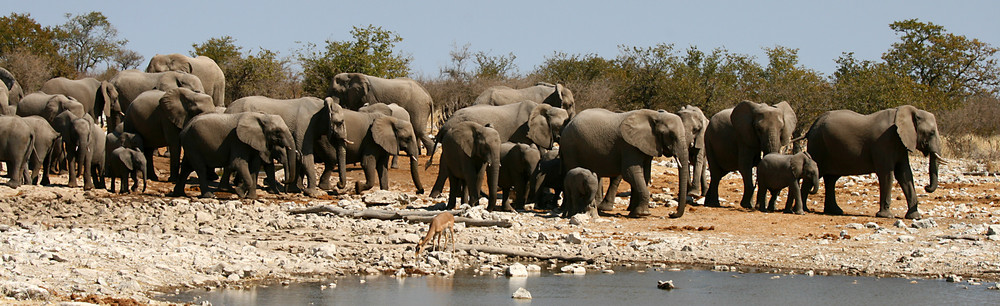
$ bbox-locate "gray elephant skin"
[107,147,147,194]
[359,102,410,168]
[316,109,424,194]
[110,70,205,111]
[428,101,569,198]
[437,121,501,211]
[498,142,541,211]
[475,82,576,117]
[755,152,819,214]
[20,116,60,185]
[225,96,347,197]
[0,81,9,115]
[330,73,434,154]
[704,101,796,209]
[0,67,24,105]
[40,77,120,123]
[0,115,34,187]
[562,167,600,218]
[677,105,709,196]
[16,93,86,122]
[560,108,690,218]
[54,112,105,190]
[124,88,216,181]
[171,112,295,199]
[799,105,942,219]
[146,54,226,106]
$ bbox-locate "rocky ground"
[0,154,999,305]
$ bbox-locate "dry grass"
[941,134,1000,173]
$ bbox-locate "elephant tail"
[791,118,821,143]
[424,129,445,170]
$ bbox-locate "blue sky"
[11,0,1000,78]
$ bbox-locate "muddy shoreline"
[1,156,998,304]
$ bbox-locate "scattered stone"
[362,190,407,205]
[680,245,693,252]
[312,245,338,259]
[864,222,879,229]
[897,235,916,243]
[565,233,583,244]
[506,263,528,277]
[893,220,907,228]
[657,280,675,290]
[569,213,591,225]
[512,287,532,299]
[805,270,815,276]
[846,223,864,230]
[526,264,542,273]
[911,219,938,229]
[946,275,963,283]
[602,270,615,274]
[987,225,1000,236]
[0,281,50,300]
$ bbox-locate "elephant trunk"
[671,145,690,218]
[809,175,820,194]
[926,153,939,193]
[406,140,424,194]
[284,146,298,193]
[487,155,500,210]
[764,131,782,155]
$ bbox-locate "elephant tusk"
[344,139,355,145]
[934,153,950,165]
[410,155,418,162]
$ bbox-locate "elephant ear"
[790,153,804,178]
[159,89,187,129]
[453,124,477,157]
[44,97,61,121]
[118,149,134,171]
[774,101,797,147]
[527,104,554,149]
[894,105,918,152]
[371,116,399,154]
[731,101,759,146]
[620,110,662,157]
[237,114,269,158]
[347,74,374,107]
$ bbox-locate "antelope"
[415,212,455,256]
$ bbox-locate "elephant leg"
[894,163,920,219]
[561,192,574,218]
[787,182,805,215]
[737,168,754,209]
[390,154,399,169]
[429,163,449,198]
[822,175,843,215]
[168,162,194,197]
[446,177,462,210]
[168,144,182,183]
[41,155,52,186]
[512,179,528,211]
[875,170,895,218]
[82,153,94,190]
[300,154,324,197]
[801,175,815,213]
[261,162,280,194]
[218,166,234,192]
[130,170,139,192]
[318,166,334,190]
[704,165,725,207]
[246,158,262,199]
[622,165,651,217]
[143,147,160,182]
[768,189,779,212]
[377,155,390,190]
[355,154,378,193]
[598,176,621,211]
[755,181,767,211]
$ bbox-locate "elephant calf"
[107,147,147,194]
[562,167,600,218]
[755,152,820,214]
[498,143,541,211]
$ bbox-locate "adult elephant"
[20,116,60,185]
[0,81,9,115]
[0,115,34,188]
[110,70,205,111]
[16,93,86,122]
[146,54,226,106]
[225,96,347,197]
[316,109,423,194]
[799,105,942,219]
[0,68,24,105]
[498,143,541,211]
[677,105,709,196]
[170,112,295,199]
[330,73,434,154]
[437,121,501,211]
[561,108,690,218]
[704,101,796,209]
[40,77,120,124]
[123,88,216,181]
[360,102,411,168]
[427,101,569,197]
[54,112,105,190]
[474,82,576,117]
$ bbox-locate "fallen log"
[403,215,512,228]
[288,206,509,227]
[458,244,593,263]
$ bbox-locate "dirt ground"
[1,151,998,304]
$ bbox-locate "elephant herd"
[0,53,944,220]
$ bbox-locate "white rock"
[846,223,864,230]
[512,287,532,299]
[893,220,907,228]
[565,233,583,244]
[526,264,542,273]
[506,263,528,277]
[897,235,916,243]
[569,213,591,225]
[312,245,338,259]
[987,225,1000,236]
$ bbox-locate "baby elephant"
[562,167,600,218]
[107,147,147,193]
[755,152,820,214]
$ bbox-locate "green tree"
[660,46,752,114]
[226,48,298,99]
[54,11,129,73]
[111,49,143,71]
[191,36,243,68]
[753,46,831,129]
[297,25,412,97]
[535,51,615,84]
[832,52,926,114]
[883,19,1000,109]
[612,43,677,110]
[473,50,517,80]
[0,13,73,79]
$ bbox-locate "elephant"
[755,152,820,214]
[560,108,690,218]
[498,143,541,211]
[20,116,60,185]
[562,167,600,218]
[359,102,410,168]
[16,93,86,122]
[146,54,226,106]
[330,73,434,154]
[0,115,34,188]
[437,121,501,211]
[224,96,347,197]
[315,109,424,194]
[40,77,120,125]
[106,147,147,194]
[704,101,796,209]
[798,105,942,219]
[110,69,206,111]
[0,67,24,105]
[474,82,576,117]
[530,147,563,210]
[55,112,105,190]
[677,105,709,196]
[0,81,9,115]
[170,112,295,199]
[123,88,216,181]
[427,101,569,197]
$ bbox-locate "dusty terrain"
[0,153,998,304]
